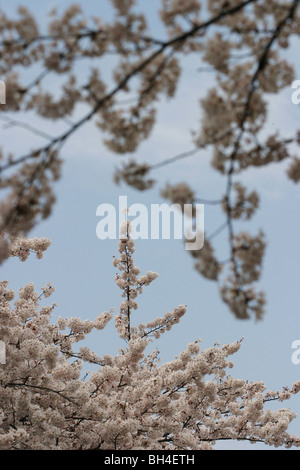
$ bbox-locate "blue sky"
[1,0,300,450]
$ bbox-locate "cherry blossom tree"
[0,224,300,450]
[0,0,300,319]
[0,2,299,448]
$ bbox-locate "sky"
[0,0,300,450]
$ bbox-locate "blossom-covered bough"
[1,0,300,319]
[0,227,299,450]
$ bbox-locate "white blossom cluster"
[0,228,300,450]
[0,234,51,264]
[161,180,266,319]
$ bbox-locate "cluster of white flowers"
[9,236,51,261]
[27,76,81,120]
[113,221,159,340]
[189,235,222,281]
[222,183,259,220]
[0,234,51,264]
[232,231,266,284]
[221,280,266,320]
[0,226,299,450]
[160,0,202,36]
[138,305,187,340]
[161,182,195,210]
[114,160,156,191]
[0,147,61,263]
[202,33,232,72]
[287,156,300,183]
[160,179,265,319]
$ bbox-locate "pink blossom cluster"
[0,229,299,450]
